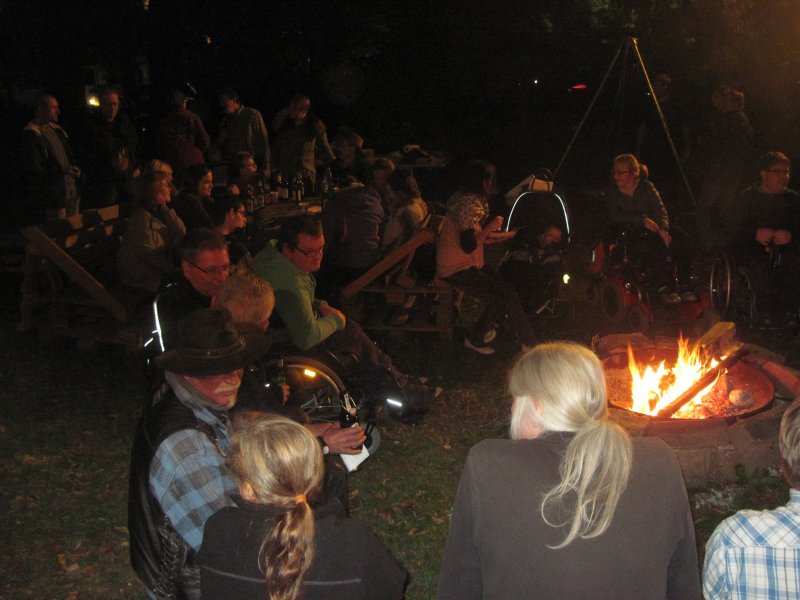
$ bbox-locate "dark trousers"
[445,266,535,346]
[320,319,406,381]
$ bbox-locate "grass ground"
[1,239,797,598]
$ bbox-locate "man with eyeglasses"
[152,228,232,352]
[733,151,800,327]
[252,215,433,421]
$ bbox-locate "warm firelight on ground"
[627,338,719,418]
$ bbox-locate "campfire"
[603,325,774,420]
[627,337,719,418]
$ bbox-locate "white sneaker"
[464,337,496,355]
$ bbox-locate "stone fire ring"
[598,335,798,488]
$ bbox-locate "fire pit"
[603,344,774,421]
[596,327,791,487]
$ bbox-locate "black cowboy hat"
[155,308,270,376]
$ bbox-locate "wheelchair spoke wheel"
[284,356,347,423]
[599,278,626,324]
[709,253,734,319]
[626,305,651,335]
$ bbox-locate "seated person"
[381,166,430,255]
[214,271,364,511]
[436,160,536,355]
[152,228,230,352]
[172,165,215,229]
[604,154,684,303]
[317,173,384,303]
[117,171,186,299]
[207,195,252,268]
[368,157,396,216]
[732,151,800,326]
[229,151,263,199]
[329,126,366,185]
[196,412,407,600]
[499,224,564,314]
[251,215,432,420]
[438,342,700,599]
[128,308,271,599]
[703,397,800,599]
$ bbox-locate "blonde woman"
[117,171,186,296]
[437,342,700,599]
[196,413,406,600]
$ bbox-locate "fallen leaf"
[401,499,414,510]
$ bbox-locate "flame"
[627,337,719,418]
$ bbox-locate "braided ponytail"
[230,412,324,600]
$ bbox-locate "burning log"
[656,347,750,418]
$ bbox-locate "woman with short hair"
[437,342,700,600]
[196,413,407,600]
[117,171,186,297]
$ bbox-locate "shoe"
[464,337,495,355]
[658,286,681,304]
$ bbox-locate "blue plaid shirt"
[149,390,237,552]
[703,489,800,599]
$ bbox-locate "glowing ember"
[627,337,720,418]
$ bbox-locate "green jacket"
[251,240,344,349]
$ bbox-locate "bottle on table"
[275,171,289,203]
[291,168,304,205]
[320,166,335,211]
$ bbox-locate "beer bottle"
[276,171,289,202]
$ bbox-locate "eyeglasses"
[294,245,325,258]
[766,169,790,176]
[187,260,231,276]
[613,170,633,176]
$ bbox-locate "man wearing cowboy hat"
[129,307,270,599]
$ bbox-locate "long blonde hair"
[230,413,324,600]
[509,341,633,549]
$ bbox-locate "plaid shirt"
[149,397,237,552]
[703,489,800,600]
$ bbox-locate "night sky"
[3,0,800,191]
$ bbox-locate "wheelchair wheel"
[284,355,347,423]
[709,252,734,319]
[626,305,651,335]
[599,278,626,324]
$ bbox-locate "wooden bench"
[18,205,142,350]
[340,215,453,341]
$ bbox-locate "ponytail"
[261,499,316,600]
[230,413,324,600]
[541,418,632,548]
[509,342,633,549]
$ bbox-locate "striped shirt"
[703,489,800,599]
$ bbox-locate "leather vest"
[128,385,217,600]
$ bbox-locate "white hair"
[509,341,633,549]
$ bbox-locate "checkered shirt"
[703,489,800,600]
[149,401,237,552]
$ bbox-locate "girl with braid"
[196,413,406,600]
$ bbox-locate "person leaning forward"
[128,308,270,599]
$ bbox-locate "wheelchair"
[588,227,706,334]
[262,347,382,456]
[709,246,799,329]
[498,189,572,318]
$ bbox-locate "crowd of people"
[17,81,800,599]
